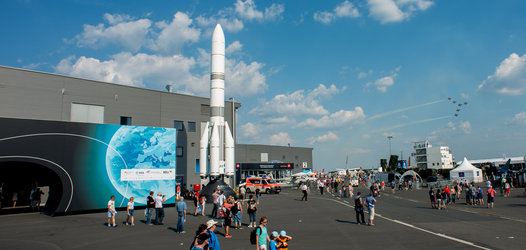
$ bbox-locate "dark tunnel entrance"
[0,161,63,215]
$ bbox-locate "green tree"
[388,155,399,171]
[380,159,388,172]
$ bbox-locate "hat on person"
[280,230,287,237]
[272,231,279,237]
[206,219,218,229]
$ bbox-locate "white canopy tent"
[398,170,423,184]
[450,157,483,183]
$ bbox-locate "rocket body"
[200,24,235,183]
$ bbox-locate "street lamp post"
[387,136,393,170]
[229,97,236,185]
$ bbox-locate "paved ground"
[1,186,525,250]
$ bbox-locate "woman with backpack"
[232,196,243,229]
[247,195,258,228]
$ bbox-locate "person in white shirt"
[126,197,135,226]
[301,183,308,201]
[107,195,116,227]
[154,192,166,225]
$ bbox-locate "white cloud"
[195,15,244,33]
[307,132,339,144]
[269,132,292,146]
[226,59,267,97]
[55,53,208,93]
[75,13,151,51]
[358,70,373,79]
[459,121,472,134]
[314,1,360,24]
[478,53,526,96]
[55,50,267,98]
[297,107,365,128]
[367,0,434,24]
[235,0,284,22]
[150,12,200,54]
[250,84,344,116]
[366,69,399,92]
[226,41,243,54]
[510,111,526,125]
[241,122,259,138]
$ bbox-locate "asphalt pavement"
[0,186,525,249]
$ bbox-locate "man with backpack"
[354,192,365,225]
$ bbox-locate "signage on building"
[121,169,176,181]
[237,163,293,170]
[302,162,308,168]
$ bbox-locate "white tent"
[450,157,483,183]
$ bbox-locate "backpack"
[250,226,262,245]
[231,202,239,214]
[249,200,257,211]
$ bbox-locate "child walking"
[126,197,135,226]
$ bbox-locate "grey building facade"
[0,66,313,189]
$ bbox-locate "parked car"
[239,177,281,194]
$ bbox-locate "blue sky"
[2,0,526,170]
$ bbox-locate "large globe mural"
[106,126,176,205]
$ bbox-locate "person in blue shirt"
[365,193,376,226]
[269,231,279,250]
[176,196,187,233]
[206,219,220,250]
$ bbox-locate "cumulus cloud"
[307,132,339,145]
[366,68,399,92]
[226,41,243,54]
[250,84,344,116]
[314,0,360,24]
[54,53,207,93]
[55,50,268,97]
[297,107,365,128]
[459,121,472,134]
[241,122,259,138]
[195,15,244,33]
[269,132,292,146]
[509,111,526,125]
[235,0,284,22]
[75,13,151,51]
[367,0,434,24]
[478,53,526,96]
[150,12,200,54]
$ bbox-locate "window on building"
[120,116,132,125]
[71,103,104,124]
[201,104,210,115]
[176,146,184,157]
[261,153,268,162]
[188,121,196,132]
[282,155,286,160]
[174,120,184,131]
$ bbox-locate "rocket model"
[200,24,235,186]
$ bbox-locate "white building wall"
[426,146,454,169]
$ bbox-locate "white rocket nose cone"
[212,24,225,55]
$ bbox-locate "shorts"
[224,217,232,227]
[233,212,242,223]
[259,244,268,250]
[488,197,494,203]
[368,207,375,220]
[476,194,483,199]
[108,210,116,218]
[128,209,134,216]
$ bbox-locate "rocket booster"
[200,24,235,180]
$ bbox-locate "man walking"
[146,191,155,225]
[211,189,219,218]
[354,192,365,224]
[206,219,221,250]
[176,196,187,233]
[365,192,376,226]
[300,183,308,201]
[154,192,166,225]
[487,185,496,208]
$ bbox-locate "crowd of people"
[105,187,292,250]
[428,180,502,210]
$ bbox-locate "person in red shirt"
[487,186,497,208]
[444,185,451,204]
